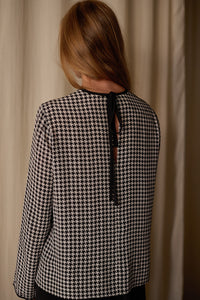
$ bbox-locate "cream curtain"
[0,0,198,299]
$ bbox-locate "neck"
[81,74,125,94]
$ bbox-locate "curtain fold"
[0,0,197,299]
[184,0,200,298]
[126,1,185,299]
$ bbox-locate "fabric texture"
[13,89,161,299]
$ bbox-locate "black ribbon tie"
[106,92,122,206]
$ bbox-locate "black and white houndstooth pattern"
[13,89,161,300]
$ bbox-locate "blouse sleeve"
[13,104,53,299]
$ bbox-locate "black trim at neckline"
[80,88,128,96]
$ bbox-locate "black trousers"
[35,283,146,300]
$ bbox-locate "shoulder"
[128,92,161,142]
[40,90,81,111]
[36,90,82,126]
[128,92,159,121]
[128,92,154,112]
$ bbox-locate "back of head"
[59,0,132,91]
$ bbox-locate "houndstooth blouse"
[13,88,161,299]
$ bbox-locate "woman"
[13,1,161,300]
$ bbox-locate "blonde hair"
[58,0,132,91]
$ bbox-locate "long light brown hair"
[58,0,132,91]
